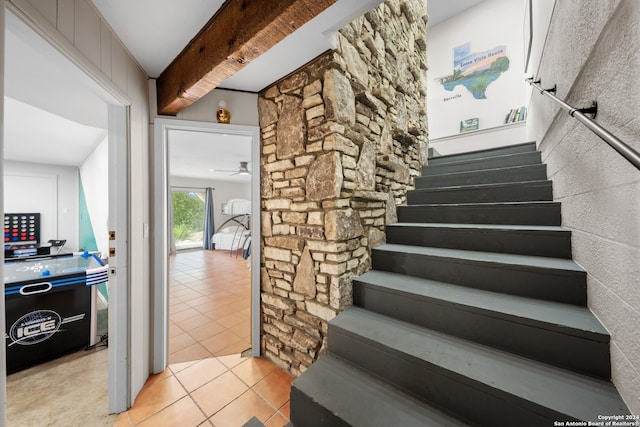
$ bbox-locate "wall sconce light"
[216,100,231,124]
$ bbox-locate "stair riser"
[429,142,537,165]
[353,282,611,378]
[423,152,542,175]
[386,226,572,258]
[407,182,553,204]
[290,387,350,427]
[328,327,565,427]
[397,203,562,226]
[371,250,587,305]
[242,418,267,427]
[415,165,547,188]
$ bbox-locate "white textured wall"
[4,161,79,250]
[523,0,556,110]
[527,0,640,414]
[430,122,526,156]
[9,0,151,406]
[79,136,109,255]
[177,88,259,126]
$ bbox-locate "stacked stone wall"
[258,0,428,376]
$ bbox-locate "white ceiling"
[168,129,252,183]
[428,0,486,27]
[4,0,481,177]
[4,97,106,166]
[91,0,384,91]
[90,0,226,79]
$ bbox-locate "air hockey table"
[4,251,108,374]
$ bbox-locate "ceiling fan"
[210,161,251,176]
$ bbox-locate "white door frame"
[3,3,132,414]
[0,4,7,424]
[107,105,130,412]
[152,118,261,372]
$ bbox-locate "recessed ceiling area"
[4,97,106,166]
[4,9,108,168]
[168,130,252,183]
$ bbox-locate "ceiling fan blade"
[211,161,251,175]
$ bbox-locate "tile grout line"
[129,370,189,426]
[163,252,274,423]
[170,360,229,424]
[204,367,288,424]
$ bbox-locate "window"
[171,190,205,250]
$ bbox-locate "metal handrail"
[526,78,640,171]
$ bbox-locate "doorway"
[167,128,254,363]
[2,5,130,418]
[153,119,261,372]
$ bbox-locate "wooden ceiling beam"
[156,0,337,116]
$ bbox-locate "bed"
[222,198,251,215]
[212,198,251,254]
[212,224,250,251]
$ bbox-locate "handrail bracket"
[571,101,598,119]
[526,77,640,171]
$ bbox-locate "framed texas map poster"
[426,0,526,139]
[441,43,509,100]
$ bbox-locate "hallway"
[169,250,252,363]
[117,250,292,426]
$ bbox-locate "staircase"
[289,142,631,426]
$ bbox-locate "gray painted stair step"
[408,180,553,204]
[423,151,542,176]
[290,354,468,427]
[353,270,611,378]
[328,307,629,426]
[397,201,562,226]
[241,417,265,427]
[415,164,548,188]
[386,222,572,258]
[428,141,537,165]
[371,243,586,305]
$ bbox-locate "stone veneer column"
[258,0,427,376]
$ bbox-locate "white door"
[108,105,130,412]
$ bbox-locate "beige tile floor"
[7,349,294,427]
[115,354,293,427]
[169,250,252,363]
[6,249,271,426]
